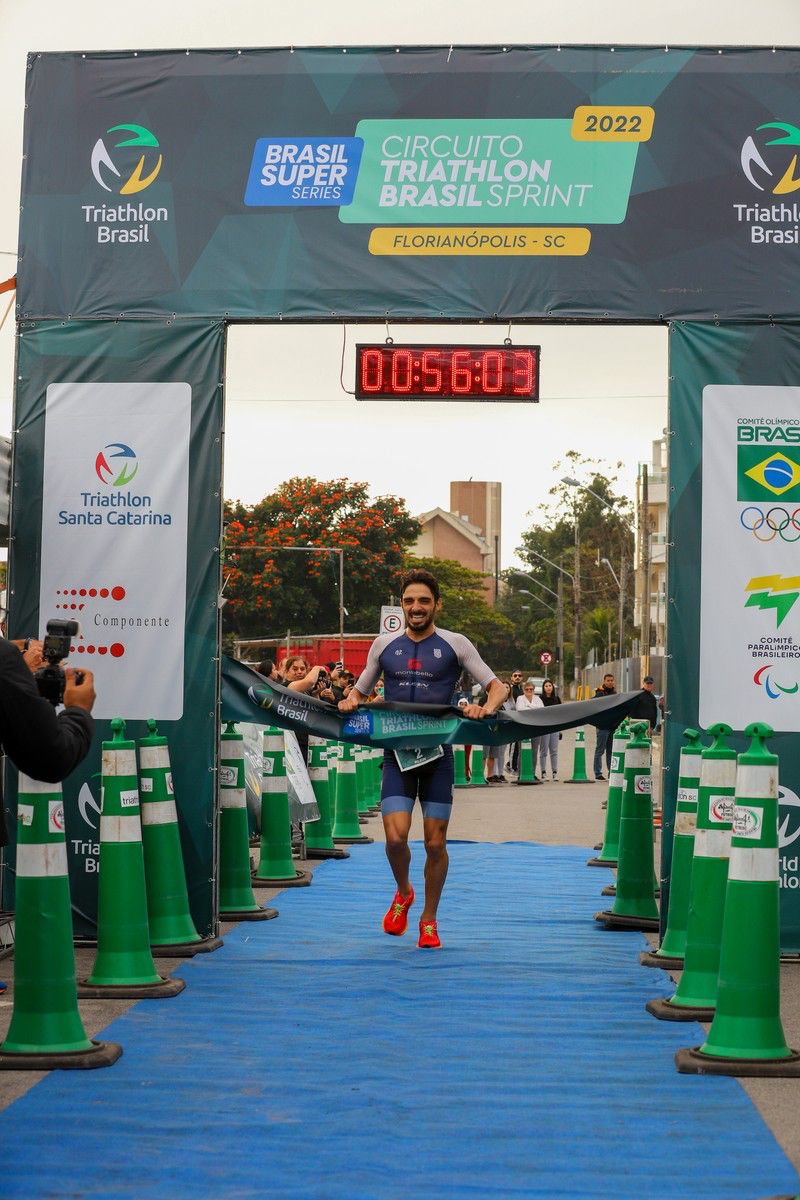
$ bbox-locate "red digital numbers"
[356,344,540,402]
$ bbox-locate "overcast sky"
[1,1,798,565]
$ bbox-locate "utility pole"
[618,551,627,663]
[573,513,582,693]
[557,574,565,695]
[640,465,651,676]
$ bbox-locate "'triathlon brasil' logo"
[737,448,800,501]
[741,121,800,194]
[753,663,800,700]
[95,443,138,487]
[91,125,163,195]
[745,574,800,627]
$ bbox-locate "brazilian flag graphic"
[737,447,800,501]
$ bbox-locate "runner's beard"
[406,612,434,634]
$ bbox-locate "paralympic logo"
[741,121,800,195]
[740,506,800,542]
[91,124,163,195]
[95,443,138,486]
[753,663,800,700]
[744,574,800,627]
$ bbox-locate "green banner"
[668,321,800,953]
[2,319,224,938]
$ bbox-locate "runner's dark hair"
[399,568,440,603]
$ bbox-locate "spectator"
[516,680,544,782]
[256,658,279,681]
[628,675,658,732]
[538,679,562,781]
[592,673,617,780]
[507,670,525,776]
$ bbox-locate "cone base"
[595,910,660,931]
[601,885,660,898]
[358,816,370,824]
[453,783,472,789]
[587,856,618,867]
[251,869,311,887]
[640,949,684,970]
[304,846,350,860]
[675,1045,800,1077]
[220,905,278,921]
[646,996,714,1022]
[333,834,374,844]
[0,1040,123,1071]
[516,780,542,786]
[151,936,223,959]
[77,976,185,1000]
[564,779,592,785]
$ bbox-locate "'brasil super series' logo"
[91,124,163,195]
[95,443,138,486]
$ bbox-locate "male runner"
[338,568,506,948]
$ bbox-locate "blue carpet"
[2,841,799,1199]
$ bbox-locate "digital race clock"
[355,344,540,402]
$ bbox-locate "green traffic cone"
[677,724,800,1076]
[253,729,310,886]
[80,720,184,999]
[565,728,591,784]
[453,746,470,788]
[588,721,630,866]
[369,748,383,811]
[304,737,349,860]
[332,742,374,844]
[355,746,371,819]
[470,745,487,786]
[0,775,122,1070]
[138,720,222,957]
[647,722,736,1022]
[596,721,659,931]
[517,740,540,785]
[641,728,705,970]
[218,723,277,921]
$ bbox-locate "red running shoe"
[417,919,442,949]
[382,887,415,936]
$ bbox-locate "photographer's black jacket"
[0,637,93,782]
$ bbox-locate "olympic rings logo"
[740,506,800,542]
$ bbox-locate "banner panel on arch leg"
[2,319,224,938]
[668,321,800,952]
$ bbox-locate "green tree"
[223,479,420,637]
[403,556,515,666]
[512,452,636,677]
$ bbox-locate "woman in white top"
[515,681,544,782]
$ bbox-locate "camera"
[34,618,82,706]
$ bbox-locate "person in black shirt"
[592,673,617,780]
[628,675,659,731]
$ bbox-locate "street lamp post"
[510,568,566,693]
[231,543,345,662]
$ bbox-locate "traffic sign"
[380,605,404,635]
[540,651,553,665]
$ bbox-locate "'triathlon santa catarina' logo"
[95,443,138,486]
[91,125,163,195]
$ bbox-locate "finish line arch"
[7,45,800,945]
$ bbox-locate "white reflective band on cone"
[734,763,779,801]
[337,762,355,775]
[677,787,698,808]
[700,758,736,788]
[140,745,171,770]
[729,845,779,882]
[264,735,283,752]
[16,841,69,877]
[693,827,731,858]
[609,771,623,789]
[17,774,61,795]
[220,788,246,810]
[309,767,327,782]
[261,777,286,793]
[140,800,178,825]
[100,814,142,843]
[625,745,650,770]
[101,747,137,777]
[675,812,697,836]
